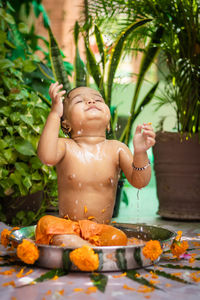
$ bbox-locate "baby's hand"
[49,82,66,118]
[133,123,156,154]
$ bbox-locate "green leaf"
[37,62,54,81]
[160,264,200,271]
[0,139,8,150]
[84,38,105,98]
[62,250,72,272]
[9,171,27,195]
[34,268,67,283]
[30,157,42,169]
[121,26,163,145]
[32,171,42,181]
[23,60,37,73]
[3,149,17,164]
[0,30,6,44]
[116,248,127,271]
[134,247,143,267]
[146,268,191,284]
[90,273,108,293]
[134,82,159,121]
[0,8,15,24]
[15,162,29,176]
[20,115,34,126]
[18,22,29,34]
[126,270,161,290]
[121,189,129,206]
[74,22,87,87]
[0,106,11,116]
[14,139,36,156]
[94,25,105,70]
[22,176,32,189]
[0,59,14,70]
[48,27,71,93]
[107,19,152,107]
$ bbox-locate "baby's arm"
[37,82,66,166]
[118,123,155,189]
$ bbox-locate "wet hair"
[61,87,80,137]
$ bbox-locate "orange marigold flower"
[1,229,11,247]
[0,268,16,275]
[112,272,127,278]
[85,286,97,294]
[17,239,39,264]
[74,288,84,292]
[170,240,189,258]
[2,280,16,287]
[142,240,162,261]
[58,289,64,295]
[175,231,182,241]
[45,290,52,295]
[70,245,99,271]
[123,284,135,291]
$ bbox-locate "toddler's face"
[63,87,110,133]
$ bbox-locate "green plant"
[88,0,200,137]
[72,18,161,145]
[0,1,59,224]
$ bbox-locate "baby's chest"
[59,150,119,185]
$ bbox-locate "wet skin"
[37,83,156,224]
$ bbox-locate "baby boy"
[37,82,155,225]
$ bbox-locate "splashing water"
[136,189,141,238]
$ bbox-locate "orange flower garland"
[142,240,162,261]
[69,245,99,271]
[17,239,39,265]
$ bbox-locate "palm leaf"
[94,25,105,70]
[48,27,71,93]
[106,18,152,108]
[84,37,105,97]
[122,26,163,145]
[74,21,87,87]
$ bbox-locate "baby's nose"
[86,99,95,104]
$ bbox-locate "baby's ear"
[106,123,110,133]
[61,119,71,135]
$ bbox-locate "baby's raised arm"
[118,123,155,189]
[37,82,66,166]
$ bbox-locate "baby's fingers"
[146,137,155,147]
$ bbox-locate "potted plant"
[89,0,200,220]
[0,1,59,225]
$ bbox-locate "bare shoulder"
[106,139,130,151]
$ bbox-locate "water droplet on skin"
[78,183,82,188]
[99,183,103,186]
[72,174,76,178]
